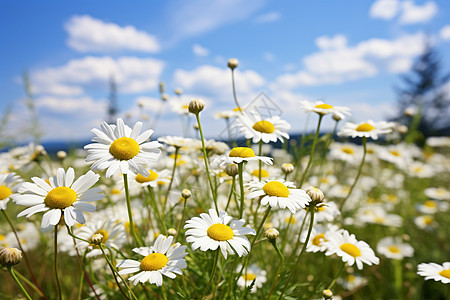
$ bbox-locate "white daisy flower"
[75,219,126,257]
[376,237,414,260]
[213,147,273,167]
[338,274,368,290]
[85,118,162,178]
[424,187,450,201]
[416,200,448,214]
[234,113,290,144]
[246,180,311,213]
[214,107,243,120]
[236,264,267,292]
[184,209,256,259]
[117,235,187,286]
[129,169,172,189]
[0,172,22,210]
[408,162,434,178]
[324,230,379,270]
[300,100,351,119]
[337,120,394,140]
[414,215,436,230]
[328,143,362,164]
[301,224,342,253]
[417,262,450,284]
[14,168,104,229]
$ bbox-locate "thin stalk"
[339,137,367,211]
[258,140,263,181]
[225,177,236,211]
[238,162,245,219]
[266,240,285,300]
[123,174,143,246]
[327,262,345,290]
[394,259,403,300]
[299,114,323,187]
[288,211,308,261]
[278,205,315,299]
[14,270,44,298]
[175,196,188,242]
[147,186,167,235]
[8,267,32,300]
[54,225,62,300]
[1,210,46,299]
[230,69,243,113]
[195,113,219,212]
[202,250,220,298]
[163,147,179,213]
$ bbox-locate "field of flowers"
[1,61,449,300]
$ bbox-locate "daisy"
[117,235,187,286]
[338,274,368,290]
[184,209,256,259]
[234,113,290,144]
[213,147,273,167]
[302,224,342,253]
[425,187,450,201]
[324,230,379,270]
[377,237,414,260]
[246,180,311,213]
[328,143,362,164]
[0,173,22,210]
[417,262,450,283]
[85,118,162,178]
[130,169,171,189]
[236,264,267,292]
[300,100,351,119]
[14,168,104,229]
[337,120,394,140]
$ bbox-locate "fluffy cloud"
[370,0,400,20]
[31,56,165,95]
[255,11,281,23]
[65,15,160,53]
[399,1,437,24]
[192,44,210,56]
[273,32,426,89]
[439,25,450,41]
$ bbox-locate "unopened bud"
[404,107,415,117]
[168,228,177,236]
[264,228,279,241]
[281,163,294,175]
[225,164,239,177]
[332,113,342,122]
[189,99,205,114]
[57,151,67,160]
[193,123,199,130]
[174,88,182,95]
[305,186,325,203]
[397,125,408,134]
[90,233,104,245]
[227,58,239,70]
[181,189,191,200]
[0,248,22,266]
[322,289,333,299]
[161,93,168,101]
[159,81,165,94]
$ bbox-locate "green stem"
[202,250,220,297]
[8,267,32,300]
[258,140,263,181]
[339,137,367,211]
[394,259,403,300]
[238,162,245,219]
[195,113,219,212]
[175,196,188,242]
[147,186,167,235]
[163,147,179,213]
[266,240,285,300]
[225,177,236,211]
[14,270,43,298]
[231,69,243,113]
[299,114,323,187]
[327,262,345,290]
[278,205,315,299]
[54,225,62,300]
[123,174,143,246]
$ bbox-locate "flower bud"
[404,107,415,117]
[0,248,22,267]
[159,81,165,94]
[168,228,177,236]
[225,164,239,177]
[174,88,182,95]
[181,189,191,200]
[57,151,67,160]
[161,93,168,102]
[281,163,294,175]
[332,113,342,122]
[264,228,279,241]
[397,125,408,134]
[189,99,205,114]
[90,233,104,245]
[305,186,325,203]
[322,289,333,299]
[227,58,239,70]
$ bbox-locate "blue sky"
[1,0,450,141]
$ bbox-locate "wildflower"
[184,209,256,259]
[214,147,273,167]
[424,187,450,201]
[234,113,290,144]
[417,262,450,283]
[117,235,187,286]
[188,99,205,114]
[265,228,279,241]
[0,248,22,267]
[228,58,239,70]
[246,180,311,213]
[337,120,394,140]
[15,168,104,229]
[236,264,267,292]
[300,100,350,119]
[328,143,362,164]
[0,173,22,210]
[85,118,162,178]
[376,237,414,260]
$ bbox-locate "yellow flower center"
[242,273,256,281]
[44,187,77,209]
[109,137,140,160]
[388,246,400,253]
[348,275,356,282]
[252,120,275,134]
[341,147,354,154]
[93,229,109,243]
[135,170,159,183]
[207,223,234,241]
[111,188,121,195]
[413,167,423,173]
[439,269,450,279]
[355,123,375,132]
[284,217,296,224]
[229,147,255,158]
[0,186,12,200]
[390,150,401,157]
[423,216,433,225]
[0,234,5,241]
[312,233,326,246]
[314,104,333,109]
[170,154,181,159]
[182,105,189,110]
[233,107,242,112]
[424,200,437,208]
[340,243,361,257]
[436,189,446,195]
[251,169,269,178]
[140,253,169,271]
[263,181,289,197]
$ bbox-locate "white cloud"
[440,25,450,41]
[31,56,165,95]
[35,96,107,115]
[192,44,210,56]
[263,52,275,62]
[370,0,400,20]
[255,11,281,23]
[273,32,426,89]
[65,15,160,53]
[399,1,437,24]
